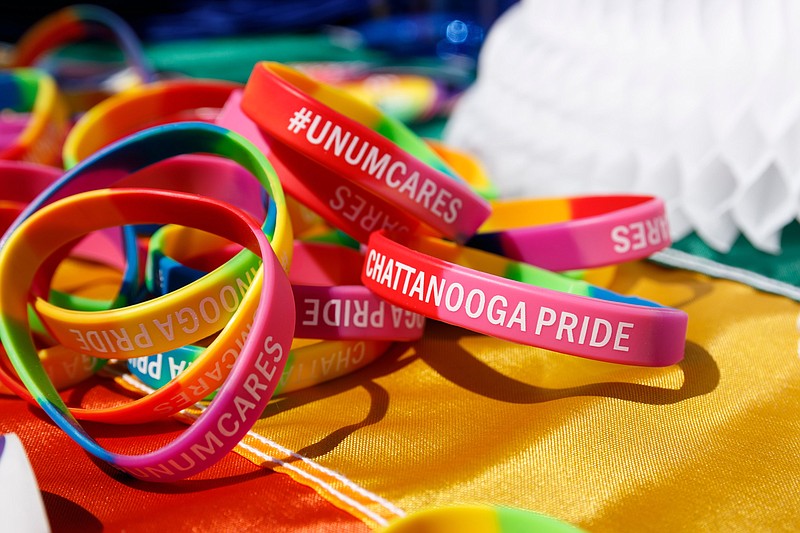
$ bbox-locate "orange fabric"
[0,383,368,532]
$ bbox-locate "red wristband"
[240,62,491,242]
[217,89,430,243]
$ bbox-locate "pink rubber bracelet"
[217,90,429,242]
[240,62,491,242]
[468,195,671,271]
[361,231,687,366]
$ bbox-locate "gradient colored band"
[241,61,491,242]
[468,195,671,271]
[6,122,292,360]
[361,231,687,366]
[0,188,275,425]
[0,188,295,481]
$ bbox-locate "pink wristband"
[217,90,430,242]
[468,195,671,271]
[240,62,491,242]
[361,232,687,366]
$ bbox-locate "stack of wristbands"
[0,7,688,483]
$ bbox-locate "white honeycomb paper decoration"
[444,0,800,253]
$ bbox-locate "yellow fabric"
[238,260,800,531]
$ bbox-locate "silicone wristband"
[241,61,491,241]
[467,195,671,271]
[0,188,295,481]
[0,162,112,394]
[0,161,138,327]
[128,337,391,398]
[36,154,270,313]
[361,232,687,366]
[3,195,269,424]
[63,79,240,167]
[0,69,68,165]
[10,4,155,112]
[7,122,292,359]
[149,233,426,341]
[217,89,430,243]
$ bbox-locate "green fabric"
[147,34,384,82]
[671,221,800,286]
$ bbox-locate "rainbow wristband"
[468,195,671,271]
[0,69,68,165]
[0,188,295,481]
[33,153,271,313]
[4,207,272,424]
[241,61,491,242]
[63,79,240,167]
[7,122,292,360]
[362,231,687,366]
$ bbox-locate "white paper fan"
[445,0,800,253]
